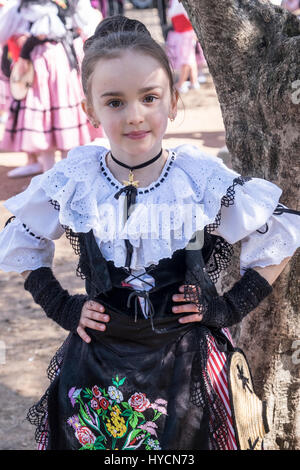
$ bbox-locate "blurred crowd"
[0,0,298,179]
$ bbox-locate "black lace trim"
[49,199,60,211]
[206,176,252,233]
[49,200,89,280]
[26,335,71,449]
[64,227,91,281]
[205,236,234,284]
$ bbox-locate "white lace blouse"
[0,145,299,287]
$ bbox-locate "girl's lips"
[124,131,150,140]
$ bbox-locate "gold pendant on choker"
[122,170,139,188]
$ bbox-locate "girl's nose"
[126,103,144,125]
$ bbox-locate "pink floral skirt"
[0,38,101,153]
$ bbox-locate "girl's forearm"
[252,256,292,285]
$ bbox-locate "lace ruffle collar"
[5,144,282,270]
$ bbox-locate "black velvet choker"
[110,148,163,188]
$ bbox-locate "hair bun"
[94,15,151,39]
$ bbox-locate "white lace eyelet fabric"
[0,218,54,273]
[239,208,300,274]
[0,144,299,274]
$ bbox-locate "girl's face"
[83,50,178,160]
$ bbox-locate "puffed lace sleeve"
[0,173,65,273]
[0,3,29,44]
[71,0,102,38]
[212,178,300,274]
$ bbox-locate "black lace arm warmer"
[201,268,273,328]
[24,267,88,332]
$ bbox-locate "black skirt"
[28,309,237,450]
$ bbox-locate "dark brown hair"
[81,15,176,105]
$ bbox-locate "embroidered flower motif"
[106,406,127,438]
[146,437,162,450]
[153,443,162,450]
[138,421,158,437]
[99,398,109,410]
[68,387,82,407]
[147,438,156,448]
[128,392,150,412]
[108,386,123,403]
[67,415,80,430]
[150,398,167,415]
[92,385,102,399]
[66,376,166,450]
[90,398,100,410]
[75,426,96,446]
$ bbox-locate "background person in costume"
[165,0,200,93]
[0,0,103,178]
[0,16,299,450]
[0,0,11,125]
[281,0,299,11]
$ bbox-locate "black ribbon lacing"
[113,172,168,333]
[257,203,300,234]
[127,289,154,323]
[114,185,138,268]
[114,184,138,215]
[273,203,300,216]
[126,289,169,335]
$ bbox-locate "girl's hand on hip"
[77,300,110,343]
[172,285,203,324]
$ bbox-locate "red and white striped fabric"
[206,328,238,450]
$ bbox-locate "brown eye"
[107,100,123,108]
[143,95,157,103]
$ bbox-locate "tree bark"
[181,0,300,449]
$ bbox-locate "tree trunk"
[181,0,300,449]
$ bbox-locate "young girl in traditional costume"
[0,0,102,178]
[0,16,299,451]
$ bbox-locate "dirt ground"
[0,4,226,450]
